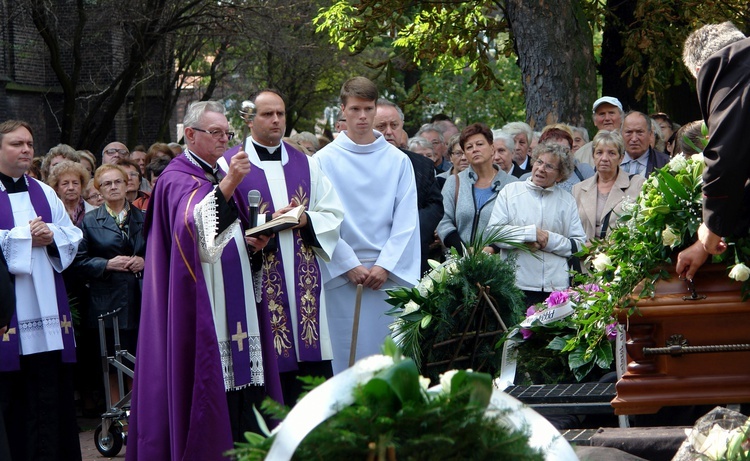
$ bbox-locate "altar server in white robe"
[221,89,344,404]
[0,120,83,461]
[315,77,420,374]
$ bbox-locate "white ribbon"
[520,301,575,327]
[265,355,394,460]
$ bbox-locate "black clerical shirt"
[0,172,28,193]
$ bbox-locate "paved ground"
[79,417,127,461]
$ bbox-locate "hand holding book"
[245,204,306,237]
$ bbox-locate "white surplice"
[0,179,82,355]
[314,131,420,374]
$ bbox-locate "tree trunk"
[505,0,596,129]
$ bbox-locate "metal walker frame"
[93,309,135,457]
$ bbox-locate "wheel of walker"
[94,423,124,457]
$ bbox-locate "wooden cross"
[232,322,248,352]
[2,327,16,342]
[60,315,72,335]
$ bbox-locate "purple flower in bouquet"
[521,328,534,340]
[525,305,538,317]
[546,291,569,308]
[581,284,603,293]
[605,323,618,341]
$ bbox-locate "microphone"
[247,190,261,228]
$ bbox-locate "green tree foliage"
[316,0,597,128]
[405,55,524,131]
[316,0,749,128]
[617,0,748,102]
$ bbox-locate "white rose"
[444,261,459,275]
[729,263,750,282]
[417,277,434,296]
[439,369,459,394]
[403,300,420,315]
[592,253,612,272]
[661,226,681,248]
[668,153,687,172]
[691,152,705,164]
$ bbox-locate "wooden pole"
[349,283,364,367]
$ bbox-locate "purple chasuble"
[225,143,323,372]
[0,177,76,371]
[126,155,281,461]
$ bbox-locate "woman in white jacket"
[484,142,587,306]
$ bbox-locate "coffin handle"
[643,334,750,356]
[682,278,707,301]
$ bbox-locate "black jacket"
[401,149,444,273]
[73,205,146,329]
[698,37,750,236]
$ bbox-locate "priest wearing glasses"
[127,101,279,460]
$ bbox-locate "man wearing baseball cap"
[574,96,624,166]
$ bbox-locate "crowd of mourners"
[26,95,698,420]
[3,19,747,459]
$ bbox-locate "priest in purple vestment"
[127,101,281,461]
[0,120,82,461]
[223,89,343,406]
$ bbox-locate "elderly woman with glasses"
[437,123,517,255]
[485,142,587,306]
[72,164,146,400]
[436,134,469,187]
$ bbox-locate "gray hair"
[591,130,625,159]
[683,22,746,78]
[531,142,574,182]
[290,131,320,152]
[416,123,444,143]
[407,136,435,154]
[571,126,590,144]
[491,129,515,152]
[376,98,404,121]
[650,118,665,152]
[447,134,462,156]
[502,121,533,145]
[183,100,226,128]
[42,144,79,180]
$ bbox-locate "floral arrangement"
[510,151,750,382]
[384,233,526,383]
[228,340,545,461]
[503,285,615,383]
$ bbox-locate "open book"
[244,205,305,237]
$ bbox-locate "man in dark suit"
[374,98,444,274]
[620,111,669,178]
[678,23,750,278]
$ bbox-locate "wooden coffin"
[611,262,750,415]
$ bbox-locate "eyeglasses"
[450,150,464,157]
[84,193,103,200]
[192,127,234,141]
[534,159,559,172]
[127,171,140,178]
[99,179,125,189]
[103,148,129,157]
